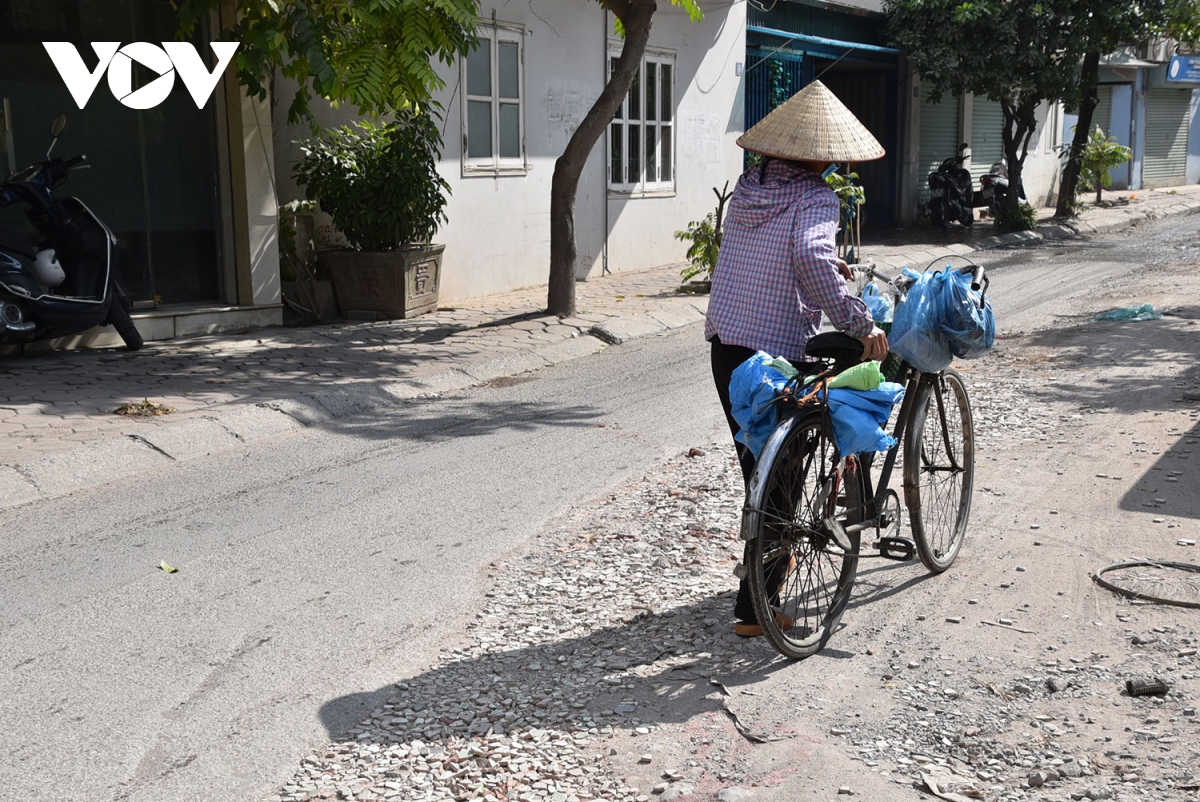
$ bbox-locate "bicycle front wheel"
[745,412,864,660]
[904,369,974,572]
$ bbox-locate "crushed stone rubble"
[272,444,752,801]
[836,623,1200,801]
[273,364,1199,802]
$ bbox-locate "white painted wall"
[1018,101,1064,207]
[273,2,745,304]
[604,2,746,278]
[243,92,280,306]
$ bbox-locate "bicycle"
[741,255,988,660]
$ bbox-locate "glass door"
[0,0,225,306]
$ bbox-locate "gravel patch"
[271,360,1200,801]
[271,444,754,801]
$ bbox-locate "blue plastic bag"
[888,268,953,373]
[862,282,894,323]
[827,383,906,456]
[940,268,996,359]
[729,352,791,458]
[730,352,905,459]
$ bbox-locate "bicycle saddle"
[806,331,864,363]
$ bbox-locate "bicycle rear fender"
[740,410,823,541]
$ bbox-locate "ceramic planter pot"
[321,244,444,319]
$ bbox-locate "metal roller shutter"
[969,98,1005,184]
[918,83,960,202]
[1144,88,1190,187]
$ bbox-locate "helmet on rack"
[33,248,65,288]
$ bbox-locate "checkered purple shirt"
[704,160,873,363]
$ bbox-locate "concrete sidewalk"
[3,186,1199,509]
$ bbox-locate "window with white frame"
[608,46,675,194]
[462,21,525,173]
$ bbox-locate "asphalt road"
[0,328,726,802]
[4,210,1197,802]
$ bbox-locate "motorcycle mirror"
[960,142,968,151]
[46,113,68,159]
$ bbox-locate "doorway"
[0,0,225,307]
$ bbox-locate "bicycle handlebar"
[850,261,989,309]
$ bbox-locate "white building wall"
[1019,101,1064,207]
[1188,88,1200,185]
[604,2,746,277]
[273,2,745,304]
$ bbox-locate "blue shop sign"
[1167,55,1200,83]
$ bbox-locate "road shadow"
[1018,314,1200,520]
[0,310,592,419]
[317,595,799,744]
[298,391,607,445]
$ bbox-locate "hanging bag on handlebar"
[888,268,953,373]
[889,265,996,372]
[861,281,894,324]
[940,267,995,359]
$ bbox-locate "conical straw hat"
[737,80,885,162]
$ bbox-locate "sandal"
[734,610,794,638]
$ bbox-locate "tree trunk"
[999,98,1037,215]
[547,0,657,317]
[1056,51,1101,218]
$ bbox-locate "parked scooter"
[0,114,142,351]
[978,157,1025,219]
[926,142,975,231]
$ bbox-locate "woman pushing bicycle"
[703,80,888,638]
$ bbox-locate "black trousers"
[709,336,821,623]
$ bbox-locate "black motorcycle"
[0,114,142,351]
[926,142,975,231]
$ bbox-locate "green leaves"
[1080,124,1132,199]
[669,0,703,24]
[675,213,719,283]
[174,0,479,126]
[292,111,451,250]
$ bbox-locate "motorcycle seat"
[0,226,36,259]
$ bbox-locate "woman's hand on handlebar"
[835,257,854,282]
[857,326,889,362]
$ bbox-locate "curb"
[0,332,618,510]
[969,197,1200,252]
[4,195,1197,510]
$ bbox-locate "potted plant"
[279,199,341,323]
[292,109,450,318]
[1080,124,1133,207]
[675,183,732,293]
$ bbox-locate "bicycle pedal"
[823,515,855,552]
[876,537,915,561]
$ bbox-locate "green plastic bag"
[1093,304,1162,322]
[828,361,884,390]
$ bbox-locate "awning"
[746,25,899,57]
[1100,52,1160,69]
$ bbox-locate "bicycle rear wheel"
[904,369,974,572]
[745,411,864,660]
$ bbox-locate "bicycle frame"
[841,366,955,537]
